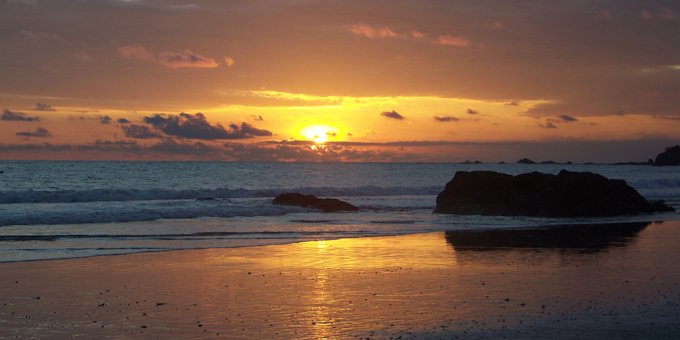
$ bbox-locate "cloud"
[157,50,219,69]
[381,110,405,120]
[234,122,273,137]
[489,21,504,30]
[347,24,400,38]
[143,112,272,140]
[119,45,220,69]
[118,45,156,61]
[467,108,479,115]
[2,109,39,121]
[433,35,470,47]
[558,114,578,122]
[35,102,55,111]
[117,118,130,124]
[8,0,38,4]
[100,115,112,124]
[19,29,62,42]
[434,115,459,122]
[224,57,235,67]
[641,8,678,21]
[249,114,264,121]
[538,122,557,129]
[74,53,95,63]
[121,124,162,139]
[411,30,426,38]
[16,127,51,138]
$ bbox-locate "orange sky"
[1,0,679,162]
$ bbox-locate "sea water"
[0,161,678,262]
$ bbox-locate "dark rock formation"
[517,158,535,164]
[272,193,359,212]
[434,170,674,217]
[654,145,680,166]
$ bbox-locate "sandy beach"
[1,220,680,339]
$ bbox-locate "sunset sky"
[1,0,680,162]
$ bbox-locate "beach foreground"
[1,221,680,339]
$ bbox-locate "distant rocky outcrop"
[434,170,673,217]
[654,145,680,166]
[272,193,359,212]
[517,158,535,164]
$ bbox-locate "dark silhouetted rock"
[273,193,358,212]
[434,170,674,217]
[517,158,535,164]
[654,145,680,166]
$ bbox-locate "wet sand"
[1,221,680,339]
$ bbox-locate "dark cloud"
[249,114,264,121]
[538,122,557,129]
[143,112,272,140]
[381,110,405,120]
[434,115,459,122]
[117,118,130,124]
[558,114,578,122]
[35,102,56,111]
[122,124,162,139]
[233,122,273,137]
[16,127,51,138]
[100,115,112,124]
[2,109,39,121]
[467,108,479,115]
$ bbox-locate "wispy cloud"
[433,35,470,47]
[118,45,156,61]
[2,109,39,122]
[118,45,220,68]
[347,24,400,38]
[20,29,62,42]
[157,50,219,69]
[558,114,578,122]
[16,127,51,138]
[434,115,459,122]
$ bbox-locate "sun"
[300,125,338,144]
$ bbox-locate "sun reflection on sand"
[2,224,680,338]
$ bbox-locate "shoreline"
[2,220,680,338]
[2,216,678,264]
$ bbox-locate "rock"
[517,158,535,164]
[654,145,680,166]
[434,170,674,217]
[272,193,359,212]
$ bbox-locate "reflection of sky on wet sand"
[1,221,680,338]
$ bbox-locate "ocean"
[0,161,678,262]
